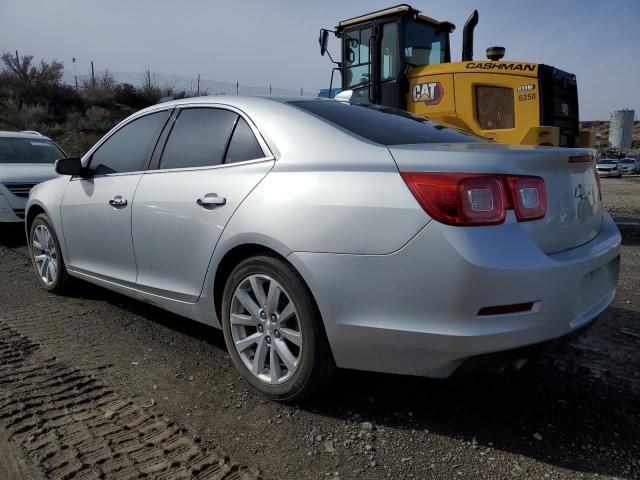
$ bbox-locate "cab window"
[404,21,447,66]
[381,22,400,81]
[345,26,372,88]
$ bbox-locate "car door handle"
[108,195,127,207]
[197,194,226,207]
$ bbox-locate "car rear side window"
[90,110,169,175]
[289,100,482,145]
[224,117,265,164]
[160,108,238,169]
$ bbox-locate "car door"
[60,109,170,283]
[131,105,274,301]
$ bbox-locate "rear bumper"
[289,213,621,378]
[452,316,596,376]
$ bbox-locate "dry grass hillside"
[580,120,640,151]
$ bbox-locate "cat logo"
[412,82,444,106]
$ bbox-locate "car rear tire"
[221,255,335,402]
[29,213,71,294]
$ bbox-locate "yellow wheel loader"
[319,4,594,147]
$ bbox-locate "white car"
[0,131,64,223]
[596,159,621,178]
[618,158,639,175]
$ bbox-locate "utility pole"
[90,61,95,88]
[72,58,78,91]
[236,81,239,95]
[15,50,19,69]
[269,84,272,96]
[300,87,303,96]
[197,74,200,96]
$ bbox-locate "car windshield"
[598,159,617,164]
[289,100,482,145]
[620,159,634,164]
[0,137,65,164]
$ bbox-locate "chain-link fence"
[63,70,315,97]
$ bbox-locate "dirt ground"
[0,178,638,479]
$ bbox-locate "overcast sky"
[1,0,638,119]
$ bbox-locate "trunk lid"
[389,143,602,254]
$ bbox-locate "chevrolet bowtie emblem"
[575,184,587,199]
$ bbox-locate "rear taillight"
[400,172,547,226]
[400,173,506,225]
[505,176,547,221]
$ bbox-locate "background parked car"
[596,159,622,177]
[0,131,65,224]
[618,157,639,175]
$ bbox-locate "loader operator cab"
[320,5,455,108]
[320,4,589,148]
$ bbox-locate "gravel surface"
[601,176,640,225]
[0,181,638,479]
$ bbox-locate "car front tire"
[29,213,71,294]
[221,255,335,402]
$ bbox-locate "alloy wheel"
[230,274,302,384]
[32,224,58,286]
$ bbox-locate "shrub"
[0,98,49,130]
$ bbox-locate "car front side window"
[89,110,170,175]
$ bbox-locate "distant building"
[609,109,635,149]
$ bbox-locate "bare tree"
[0,52,63,87]
[97,69,116,90]
[140,68,162,102]
[0,52,65,109]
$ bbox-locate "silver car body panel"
[288,213,619,376]
[26,96,621,377]
[61,174,143,283]
[132,159,275,302]
[389,143,603,254]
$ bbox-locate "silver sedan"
[26,97,621,401]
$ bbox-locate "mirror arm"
[320,28,341,66]
[326,50,340,66]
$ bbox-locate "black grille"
[475,86,515,130]
[3,182,38,198]
[538,65,579,147]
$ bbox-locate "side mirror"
[55,157,85,176]
[319,29,329,56]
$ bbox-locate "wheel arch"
[211,241,331,357]
[25,203,48,235]
[213,243,289,322]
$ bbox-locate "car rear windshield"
[0,137,64,164]
[288,100,482,145]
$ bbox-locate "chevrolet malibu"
[26,97,621,401]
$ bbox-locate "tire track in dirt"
[0,318,257,479]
